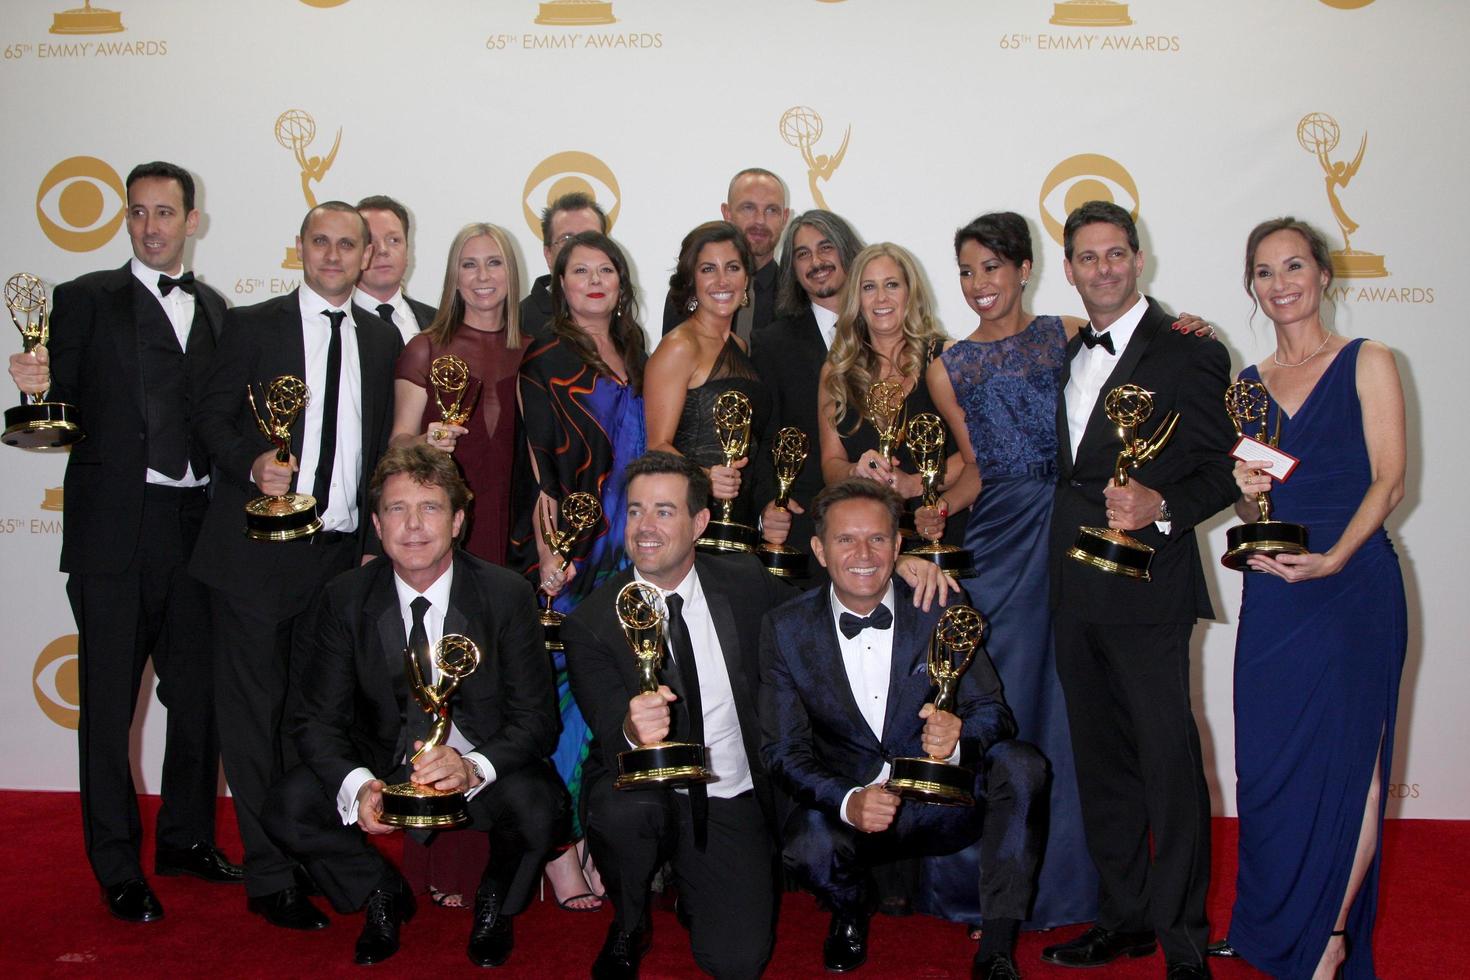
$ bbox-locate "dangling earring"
[686,297,698,313]
[740,289,750,308]
[1020,278,1029,287]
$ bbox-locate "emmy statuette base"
[886,756,975,807]
[540,608,565,652]
[615,742,713,790]
[757,543,809,579]
[1330,250,1388,280]
[282,246,303,270]
[905,541,975,579]
[380,781,470,829]
[1067,526,1154,581]
[696,518,756,555]
[1222,520,1310,571]
[244,492,322,542]
[3,401,83,448]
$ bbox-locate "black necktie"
[406,596,434,747]
[375,302,397,330]
[839,603,893,640]
[312,309,345,513]
[664,593,709,851]
[158,271,196,296]
[1080,326,1116,355]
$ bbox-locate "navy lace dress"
[916,315,1098,930]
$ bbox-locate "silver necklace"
[1273,331,1331,368]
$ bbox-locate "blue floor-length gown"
[1228,338,1406,980]
[916,316,1098,929]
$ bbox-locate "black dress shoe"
[155,842,244,883]
[1205,940,1239,958]
[1165,963,1210,979]
[355,882,415,966]
[247,886,329,931]
[973,951,1021,979]
[467,887,514,967]
[591,921,650,980]
[103,878,164,923]
[823,910,870,973]
[1040,926,1156,967]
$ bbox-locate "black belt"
[142,482,208,500]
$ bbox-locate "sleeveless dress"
[916,315,1098,930]
[673,337,772,529]
[1227,338,1406,980]
[512,334,646,836]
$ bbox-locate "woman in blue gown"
[1216,218,1407,980]
[515,231,648,911]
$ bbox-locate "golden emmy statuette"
[866,380,917,537]
[244,375,322,541]
[614,582,713,790]
[1298,112,1388,279]
[381,634,484,829]
[887,604,987,807]
[1221,380,1309,571]
[537,491,603,652]
[756,427,811,579]
[428,354,481,441]
[1066,384,1180,581]
[903,413,975,577]
[3,273,83,449]
[535,0,616,26]
[779,105,850,211]
[696,389,757,554]
[275,109,341,270]
[1049,1,1133,27]
[50,1,124,35]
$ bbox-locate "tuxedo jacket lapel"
[366,566,411,759]
[273,297,309,461]
[1057,331,1083,476]
[102,266,146,420]
[703,582,763,768]
[806,586,876,742]
[880,595,928,745]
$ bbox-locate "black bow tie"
[1079,326,1115,355]
[839,603,893,640]
[158,271,196,296]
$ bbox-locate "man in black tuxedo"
[661,168,790,339]
[749,210,866,581]
[1041,202,1235,980]
[354,195,435,343]
[760,480,1045,979]
[519,190,608,340]
[262,444,567,966]
[190,201,402,929]
[11,161,241,921]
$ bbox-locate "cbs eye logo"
[1318,1,1375,8]
[522,151,620,242]
[36,156,127,253]
[1037,153,1139,247]
[34,634,80,730]
[299,0,352,7]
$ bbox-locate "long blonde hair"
[427,223,524,349]
[824,242,946,433]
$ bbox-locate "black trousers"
[263,760,569,915]
[209,534,357,896]
[1053,612,1211,965]
[586,776,776,980]
[67,484,219,888]
[782,740,1046,923]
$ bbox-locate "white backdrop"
[0,0,1464,817]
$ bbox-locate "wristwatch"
[465,757,485,785]
[1157,498,1173,522]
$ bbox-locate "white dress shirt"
[354,286,421,344]
[1064,292,1147,464]
[633,565,754,800]
[834,583,897,825]
[336,564,495,824]
[293,284,364,533]
[131,257,206,488]
[811,302,839,351]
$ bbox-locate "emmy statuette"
[886,605,987,806]
[695,389,757,553]
[1221,379,1308,570]
[381,634,484,829]
[756,427,811,578]
[428,354,481,442]
[1066,384,1180,581]
[866,380,918,538]
[2,273,83,448]
[244,375,322,541]
[903,413,975,576]
[614,582,713,790]
[537,491,603,651]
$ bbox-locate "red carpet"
[2,791,1462,977]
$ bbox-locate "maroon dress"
[392,323,523,903]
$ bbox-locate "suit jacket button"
[1070,479,1083,488]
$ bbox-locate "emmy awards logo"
[1298,112,1388,279]
[41,487,64,511]
[535,0,616,25]
[50,1,124,35]
[33,635,81,730]
[1038,153,1139,247]
[779,106,849,210]
[537,492,603,651]
[275,108,341,269]
[521,151,621,240]
[1050,0,1132,26]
